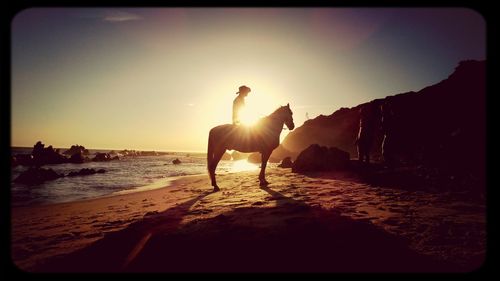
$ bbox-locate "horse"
[207,104,295,191]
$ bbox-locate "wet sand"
[11,167,486,272]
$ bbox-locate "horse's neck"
[262,115,284,134]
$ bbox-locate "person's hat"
[237,85,251,94]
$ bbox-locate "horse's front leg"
[259,151,271,186]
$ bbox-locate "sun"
[239,106,260,125]
[238,92,283,126]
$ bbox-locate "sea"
[11,147,265,207]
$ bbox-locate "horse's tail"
[207,128,214,172]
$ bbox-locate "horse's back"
[210,124,235,135]
[210,124,265,152]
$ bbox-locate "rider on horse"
[233,85,251,125]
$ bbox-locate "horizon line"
[11,145,207,154]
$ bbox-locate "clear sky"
[11,8,485,152]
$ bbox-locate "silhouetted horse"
[207,104,295,191]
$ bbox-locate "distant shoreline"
[11,146,208,154]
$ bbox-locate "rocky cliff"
[279,60,485,175]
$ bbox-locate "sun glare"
[239,92,284,126]
[231,159,259,172]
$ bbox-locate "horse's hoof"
[259,181,269,187]
[213,186,220,192]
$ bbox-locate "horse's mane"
[268,106,286,118]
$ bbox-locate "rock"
[269,156,280,163]
[11,156,18,167]
[282,60,486,182]
[68,152,86,164]
[172,158,181,165]
[231,151,250,161]
[63,145,89,156]
[119,150,138,157]
[14,167,64,184]
[139,151,158,156]
[247,152,280,164]
[278,157,293,168]
[247,153,261,164]
[67,168,105,177]
[270,145,296,163]
[13,154,34,166]
[31,141,68,166]
[92,153,117,162]
[221,152,232,161]
[292,144,350,173]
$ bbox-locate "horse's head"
[281,103,295,130]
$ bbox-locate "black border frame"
[2,0,496,279]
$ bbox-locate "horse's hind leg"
[208,163,218,191]
[259,151,271,187]
[210,148,226,191]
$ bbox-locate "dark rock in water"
[13,154,34,166]
[139,151,159,156]
[172,158,181,165]
[67,168,106,177]
[14,167,64,184]
[63,145,89,156]
[32,141,68,166]
[278,157,293,168]
[92,153,117,162]
[119,149,136,157]
[292,144,350,173]
[11,156,18,167]
[68,152,87,164]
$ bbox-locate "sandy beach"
[11,167,485,272]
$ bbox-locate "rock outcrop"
[247,153,280,164]
[281,60,485,178]
[67,168,106,177]
[278,157,293,168]
[292,144,350,173]
[92,153,119,162]
[231,151,251,161]
[32,141,67,166]
[63,145,89,156]
[221,152,232,161]
[68,153,88,164]
[14,167,64,185]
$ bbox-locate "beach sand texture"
[11,167,485,272]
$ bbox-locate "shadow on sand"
[34,185,461,273]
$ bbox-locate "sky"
[11,8,485,152]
